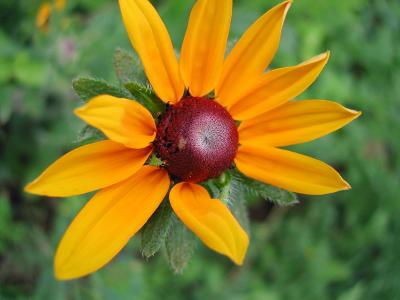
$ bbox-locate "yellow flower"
[36,0,67,31]
[55,0,66,11]
[36,3,52,31]
[26,0,360,280]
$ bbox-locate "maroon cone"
[154,97,238,182]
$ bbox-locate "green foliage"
[74,125,105,147]
[140,199,173,258]
[165,216,197,274]
[232,170,299,206]
[72,77,130,102]
[114,48,166,116]
[114,48,147,85]
[124,82,166,116]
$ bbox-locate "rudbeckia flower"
[26,0,360,280]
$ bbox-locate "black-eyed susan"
[26,0,360,280]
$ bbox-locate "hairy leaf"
[165,215,196,274]
[229,177,251,233]
[232,170,298,206]
[124,82,165,117]
[114,48,147,85]
[72,77,130,102]
[140,199,173,258]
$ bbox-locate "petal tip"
[324,50,331,60]
[346,108,362,120]
[353,110,362,118]
[24,182,34,194]
[73,105,88,119]
[24,179,43,196]
[278,0,292,17]
[283,0,293,11]
[54,262,77,281]
[343,179,352,190]
[232,234,249,266]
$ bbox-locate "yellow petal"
[180,0,232,96]
[75,95,156,149]
[227,52,330,120]
[216,1,291,107]
[118,0,184,103]
[169,182,249,265]
[235,144,350,195]
[36,3,52,30]
[25,140,152,197]
[239,100,361,146]
[55,0,66,11]
[55,166,170,280]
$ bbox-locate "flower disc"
[155,97,238,182]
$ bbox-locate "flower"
[55,0,66,11]
[36,3,52,31]
[26,0,360,280]
[36,0,67,31]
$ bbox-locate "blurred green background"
[1,0,399,299]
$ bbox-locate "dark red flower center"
[154,97,238,183]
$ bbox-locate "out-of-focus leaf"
[338,284,364,300]
[165,215,196,274]
[13,52,48,88]
[0,87,13,124]
[124,82,165,116]
[72,77,130,102]
[114,48,147,85]
[141,199,173,258]
[232,170,299,206]
[0,58,13,84]
[0,193,12,252]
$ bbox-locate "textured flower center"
[154,97,238,182]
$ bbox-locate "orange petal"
[235,144,350,195]
[55,166,170,280]
[55,0,66,11]
[180,0,232,96]
[169,182,249,265]
[226,52,330,120]
[216,1,291,107]
[75,95,156,149]
[239,100,361,146]
[36,3,52,30]
[25,141,152,197]
[118,0,184,103]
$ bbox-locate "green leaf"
[72,77,130,102]
[165,215,196,274]
[0,58,13,84]
[229,177,251,233]
[13,52,48,88]
[73,125,105,147]
[0,87,13,124]
[140,199,173,258]
[232,170,299,206]
[114,48,147,85]
[124,82,165,116]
